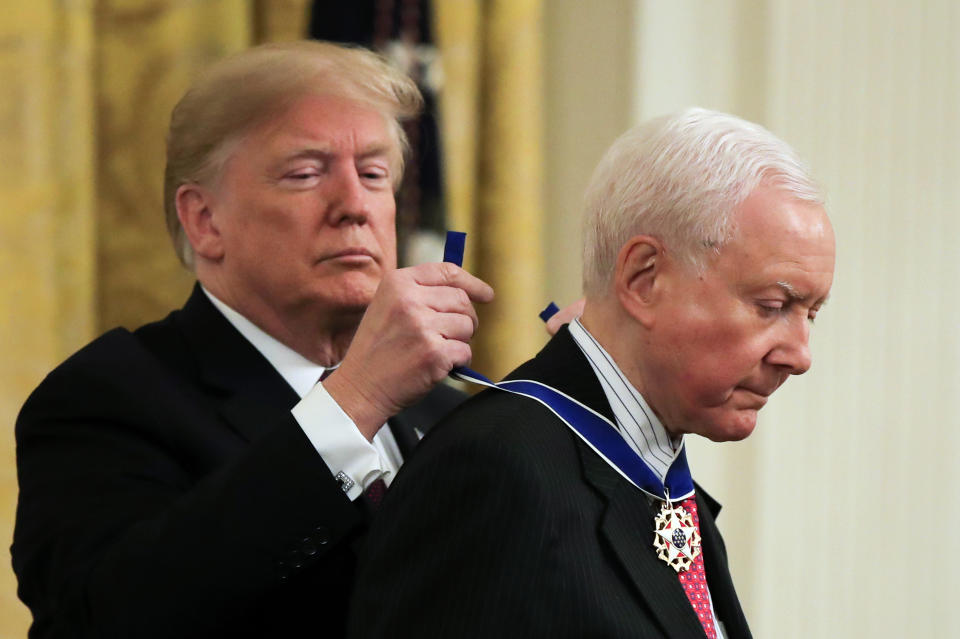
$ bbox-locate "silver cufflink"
[335,471,355,493]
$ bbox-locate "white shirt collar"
[568,318,683,483]
[201,287,333,399]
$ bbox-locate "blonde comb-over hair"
[163,40,423,268]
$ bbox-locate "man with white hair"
[12,41,492,638]
[350,108,835,638]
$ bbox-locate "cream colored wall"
[543,0,634,305]
[546,1,959,636]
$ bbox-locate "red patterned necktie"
[677,497,717,638]
[363,478,387,509]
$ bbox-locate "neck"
[581,296,674,436]
[262,310,362,366]
[580,298,638,380]
[200,275,362,366]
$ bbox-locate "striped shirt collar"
[568,318,683,483]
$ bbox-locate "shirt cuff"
[291,382,389,501]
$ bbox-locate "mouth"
[736,380,783,410]
[735,385,776,408]
[319,248,377,264]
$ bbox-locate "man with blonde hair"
[13,40,492,638]
[351,108,835,638]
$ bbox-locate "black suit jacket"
[12,285,463,639]
[350,326,752,638]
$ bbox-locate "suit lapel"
[386,412,421,460]
[389,383,467,459]
[517,328,714,637]
[581,448,708,637]
[174,285,301,442]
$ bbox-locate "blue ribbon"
[442,231,693,501]
[442,231,466,266]
[538,302,560,323]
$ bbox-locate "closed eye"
[358,165,390,183]
[757,300,786,316]
[759,299,821,325]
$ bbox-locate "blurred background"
[1,0,957,636]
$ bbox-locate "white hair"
[581,107,823,297]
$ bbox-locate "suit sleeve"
[11,344,363,639]
[348,424,565,638]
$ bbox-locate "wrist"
[321,370,391,441]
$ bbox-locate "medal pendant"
[652,501,701,573]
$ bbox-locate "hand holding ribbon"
[322,240,494,441]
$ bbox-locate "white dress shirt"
[568,318,725,639]
[203,288,400,501]
[568,319,682,477]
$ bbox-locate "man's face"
[641,185,835,442]
[206,93,398,327]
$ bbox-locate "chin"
[331,292,376,314]
[317,274,379,309]
[699,411,758,442]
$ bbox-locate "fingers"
[545,298,586,336]
[421,285,479,331]
[433,312,476,343]
[441,338,473,370]
[410,263,495,304]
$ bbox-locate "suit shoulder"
[34,327,143,387]
[397,381,466,433]
[442,384,564,435]
[425,381,467,413]
[17,315,191,428]
[37,305,182,380]
[409,384,581,480]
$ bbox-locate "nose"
[765,314,812,375]
[328,165,369,226]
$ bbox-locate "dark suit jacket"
[12,285,463,639]
[350,326,751,638]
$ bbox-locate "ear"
[176,183,225,262]
[614,235,664,328]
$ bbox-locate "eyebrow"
[356,143,395,161]
[284,143,394,161]
[776,280,830,306]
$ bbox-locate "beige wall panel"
[543,0,633,308]
[625,1,960,636]
[473,0,546,378]
[753,2,960,636]
[434,0,481,269]
[95,0,250,332]
[253,0,310,43]
[0,2,96,634]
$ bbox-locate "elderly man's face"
[207,93,398,326]
[642,185,835,442]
